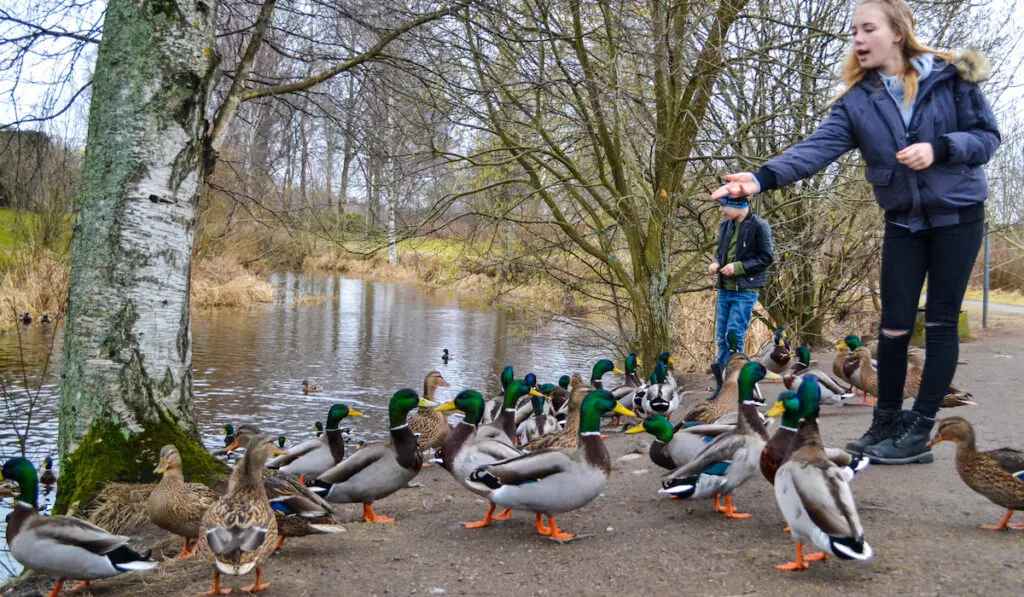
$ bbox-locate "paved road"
[962,298,1024,315]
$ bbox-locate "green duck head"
[326,403,362,429]
[500,366,515,392]
[558,375,571,389]
[1,457,38,509]
[388,389,437,428]
[277,436,287,448]
[624,354,639,375]
[504,379,544,409]
[727,331,740,354]
[223,423,234,437]
[649,360,668,384]
[591,359,623,384]
[795,345,811,367]
[42,456,53,471]
[436,390,486,425]
[313,420,324,436]
[737,361,767,403]
[537,383,556,396]
[840,334,862,350]
[796,374,822,420]
[624,414,674,442]
[579,390,637,434]
[530,393,547,417]
[765,390,802,429]
[774,326,787,344]
[658,352,675,370]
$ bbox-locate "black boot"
[864,412,935,464]
[844,407,903,455]
[705,363,724,401]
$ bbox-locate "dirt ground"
[7,313,1024,597]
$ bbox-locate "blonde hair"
[836,0,953,104]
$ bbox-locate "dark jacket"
[756,50,1000,232]
[716,213,774,291]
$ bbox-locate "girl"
[711,0,999,464]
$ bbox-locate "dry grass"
[87,482,155,535]
[0,248,68,331]
[189,255,274,308]
[668,291,775,372]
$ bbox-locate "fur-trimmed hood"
[950,49,991,83]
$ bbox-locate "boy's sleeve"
[739,219,774,275]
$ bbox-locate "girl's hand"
[711,173,759,201]
[708,262,720,275]
[896,143,934,171]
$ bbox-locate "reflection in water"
[0,273,609,580]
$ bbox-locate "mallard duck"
[39,456,57,488]
[478,378,543,446]
[147,445,220,559]
[407,371,451,452]
[467,389,635,541]
[221,423,261,449]
[2,457,157,596]
[660,361,769,518]
[482,366,517,423]
[844,345,879,406]
[550,374,576,416]
[266,403,362,480]
[785,345,854,406]
[516,392,560,444]
[313,421,324,437]
[904,349,976,408]
[314,389,437,523]
[773,386,873,571]
[835,335,875,404]
[657,352,678,391]
[626,416,733,470]
[40,313,52,324]
[761,379,868,486]
[757,327,793,378]
[523,383,590,451]
[927,417,1024,530]
[639,361,681,417]
[680,354,749,425]
[227,427,347,553]
[277,436,287,449]
[302,379,321,394]
[513,374,548,427]
[437,390,524,528]
[20,312,31,325]
[442,348,450,362]
[609,354,643,422]
[201,433,280,595]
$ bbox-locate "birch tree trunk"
[55,0,225,513]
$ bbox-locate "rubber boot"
[865,412,935,464]
[844,407,903,455]
[705,363,724,401]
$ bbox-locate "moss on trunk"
[54,417,227,515]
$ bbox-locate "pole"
[983,222,990,329]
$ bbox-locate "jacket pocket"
[865,166,893,186]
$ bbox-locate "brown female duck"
[147,445,219,559]
[407,371,452,453]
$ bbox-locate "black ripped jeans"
[875,217,984,418]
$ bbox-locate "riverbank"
[4,317,1024,597]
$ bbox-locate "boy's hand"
[896,143,934,171]
[720,263,736,277]
[708,262,720,275]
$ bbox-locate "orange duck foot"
[273,536,287,553]
[241,566,270,593]
[775,543,811,572]
[464,504,497,529]
[534,513,551,536]
[363,504,395,523]
[713,494,726,512]
[175,537,196,559]
[68,581,91,592]
[198,570,232,596]
[545,516,574,542]
[492,507,513,521]
[46,582,64,597]
[721,496,751,519]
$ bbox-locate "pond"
[0,273,610,579]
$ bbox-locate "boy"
[706,195,774,399]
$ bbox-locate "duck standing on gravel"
[266,403,362,481]
[927,417,1024,531]
[2,457,157,596]
[314,389,437,522]
[147,445,219,559]
[467,389,635,541]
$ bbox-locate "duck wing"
[473,449,573,487]
[28,516,129,555]
[315,443,389,485]
[985,448,1024,475]
[266,437,323,468]
[789,460,865,541]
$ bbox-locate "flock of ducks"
[0,333,1020,595]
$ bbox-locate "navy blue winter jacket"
[755,51,1000,232]
[716,213,774,291]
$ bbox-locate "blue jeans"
[716,289,759,367]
